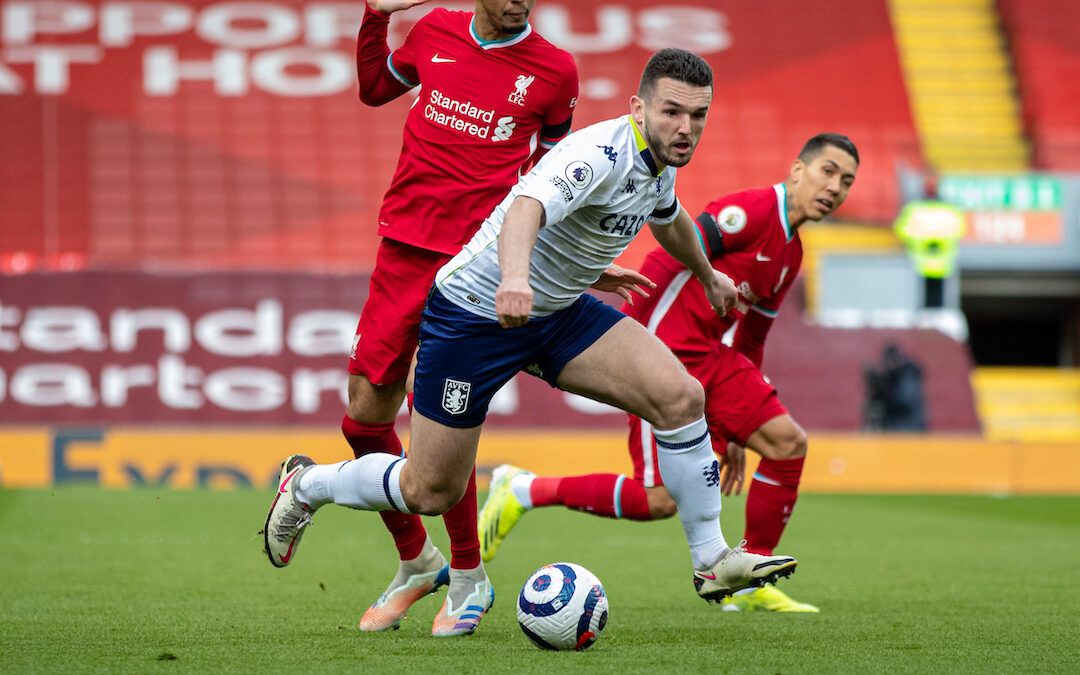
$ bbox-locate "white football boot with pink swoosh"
[693,543,797,604]
[262,454,316,567]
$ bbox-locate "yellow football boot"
[477,464,531,562]
[722,584,819,612]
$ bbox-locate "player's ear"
[630,95,645,124]
[790,159,804,183]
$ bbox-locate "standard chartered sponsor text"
[426,89,496,139]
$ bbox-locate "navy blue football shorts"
[413,288,626,428]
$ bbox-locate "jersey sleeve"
[517,135,619,226]
[697,191,762,258]
[356,6,416,105]
[538,56,578,151]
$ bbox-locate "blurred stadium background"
[1,0,1078,493]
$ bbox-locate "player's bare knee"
[346,374,403,423]
[775,427,808,460]
[403,481,462,516]
[646,489,678,519]
[651,375,705,429]
[345,399,387,424]
[347,374,364,401]
[346,375,370,419]
[345,398,365,422]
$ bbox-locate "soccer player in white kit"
[264,49,799,622]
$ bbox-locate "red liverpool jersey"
[625,184,803,368]
[357,8,578,255]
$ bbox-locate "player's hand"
[367,0,430,13]
[590,264,656,305]
[719,441,746,496]
[496,277,533,329]
[703,269,737,317]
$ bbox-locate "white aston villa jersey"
[435,114,681,320]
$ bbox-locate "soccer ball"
[516,562,608,651]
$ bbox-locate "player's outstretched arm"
[650,208,736,316]
[367,0,432,13]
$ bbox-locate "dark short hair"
[799,133,860,165]
[638,48,713,100]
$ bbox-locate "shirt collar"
[470,18,533,48]
[773,182,794,241]
[630,115,663,178]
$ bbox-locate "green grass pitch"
[2,488,1078,673]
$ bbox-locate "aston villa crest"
[442,378,471,415]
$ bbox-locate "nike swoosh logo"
[431,54,456,63]
[280,539,296,564]
[279,468,300,493]
[697,572,717,580]
[756,252,772,261]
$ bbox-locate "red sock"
[744,456,805,555]
[341,414,402,458]
[341,414,427,561]
[531,474,653,520]
[443,468,481,569]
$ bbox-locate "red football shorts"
[348,239,452,385]
[628,345,788,487]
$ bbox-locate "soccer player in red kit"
[478,133,859,612]
[266,0,578,637]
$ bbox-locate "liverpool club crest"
[508,74,535,106]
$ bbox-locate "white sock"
[447,563,489,610]
[450,562,486,581]
[402,536,439,568]
[296,453,411,513]
[385,537,445,592]
[509,473,535,509]
[653,416,728,569]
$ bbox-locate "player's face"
[789,146,858,221]
[475,0,535,38]
[632,78,712,168]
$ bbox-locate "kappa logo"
[508,74,535,106]
[703,459,720,487]
[442,378,471,415]
[597,144,617,166]
[655,175,664,197]
[623,178,637,194]
[565,161,593,189]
